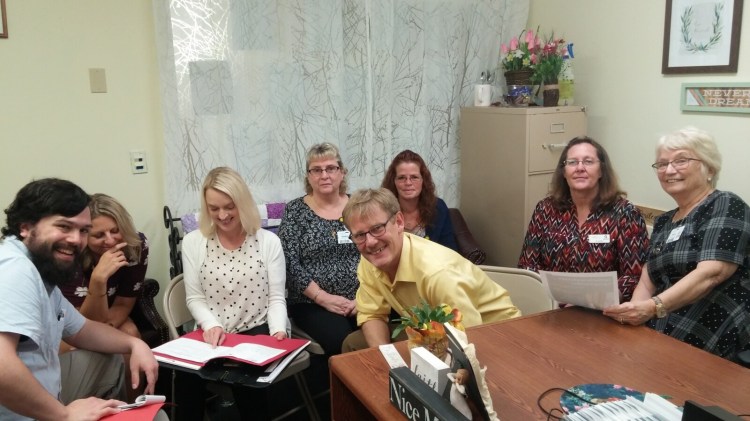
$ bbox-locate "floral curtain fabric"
[154,0,528,215]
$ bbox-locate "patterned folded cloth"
[180,202,286,234]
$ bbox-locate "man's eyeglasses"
[307,166,341,176]
[349,213,395,244]
[562,159,600,168]
[651,158,701,172]
[395,175,422,183]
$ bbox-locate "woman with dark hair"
[381,150,457,251]
[605,127,750,361]
[518,137,649,302]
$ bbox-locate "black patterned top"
[278,197,360,304]
[647,190,750,359]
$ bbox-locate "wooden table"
[329,307,750,420]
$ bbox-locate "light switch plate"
[89,68,107,93]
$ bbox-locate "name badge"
[337,230,353,244]
[666,226,685,243]
[588,234,610,244]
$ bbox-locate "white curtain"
[153,0,528,215]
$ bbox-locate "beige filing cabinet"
[459,106,587,267]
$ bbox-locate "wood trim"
[636,205,666,227]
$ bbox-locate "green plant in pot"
[392,300,464,360]
[531,34,566,106]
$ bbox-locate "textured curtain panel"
[154,0,528,215]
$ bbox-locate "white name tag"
[337,230,352,244]
[666,226,685,243]
[588,234,611,244]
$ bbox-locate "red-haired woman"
[382,150,457,251]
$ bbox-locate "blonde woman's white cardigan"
[181,228,288,335]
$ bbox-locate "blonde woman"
[60,193,148,337]
[58,193,148,404]
[177,166,287,420]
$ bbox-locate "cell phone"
[117,395,166,410]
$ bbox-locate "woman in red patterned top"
[518,137,649,301]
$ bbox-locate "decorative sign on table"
[410,346,450,394]
[388,322,498,421]
[680,83,750,114]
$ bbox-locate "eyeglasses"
[349,213,395,244]
[395,175,422,183]
[563,159,600,168]
[651,158,701,172]
[307,166,341,176]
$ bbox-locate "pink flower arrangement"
[499,28,540,72]
[530,34,567,85]
[500,28,569,84]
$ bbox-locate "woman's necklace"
[401,208,421,231]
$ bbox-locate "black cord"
[537,387,597,420]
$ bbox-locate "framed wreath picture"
[1,0,7,39]
[662,0,743,74]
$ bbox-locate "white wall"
[530,0,750,211]
[0,2,168,295]
[2,0,747,300]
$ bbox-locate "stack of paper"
[565,393,682,420]
[152,330,309,371]
[539,270,620,310]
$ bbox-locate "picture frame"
[680,82,750,114]
[662,0,743,74]
[0,0,7,39]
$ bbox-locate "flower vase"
[405,326,449,360]
[543,83,560,107]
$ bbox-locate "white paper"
[539,270,619,310]
[379,344,407,369]
[152,337,284,365]
[118,395,166,410]
[641,393,683,420]
[565,395,680,421]
[256,341,310,383]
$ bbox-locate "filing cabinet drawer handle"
[542,143,568,151]
[550,123,566,133]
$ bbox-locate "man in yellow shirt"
[341,188,520,351]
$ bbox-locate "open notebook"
[152,330,309,370]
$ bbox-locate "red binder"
[152,330,310,370]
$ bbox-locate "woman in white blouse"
[176,166,287,420]
[183,166,287,342]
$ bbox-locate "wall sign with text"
[681,83,750,114]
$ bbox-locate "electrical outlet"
[130,151,148,174]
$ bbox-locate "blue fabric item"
[426,198,458,251]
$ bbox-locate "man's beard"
[27,232,82,288]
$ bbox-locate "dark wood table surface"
[329,307,750,420]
